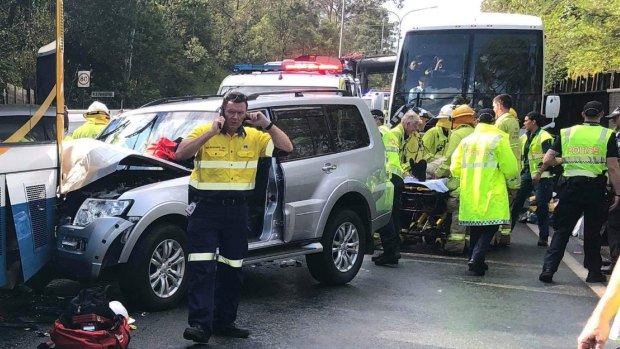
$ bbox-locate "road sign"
[91,91,115,98]
[77,70,90,88]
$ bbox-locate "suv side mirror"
[543,95,560,129]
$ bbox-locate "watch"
[265,122,274,130]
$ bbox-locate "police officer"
[604,106,620,273]
[70,101,110,139]
[538,101,620,284]
[450,108,519,275]
[371,109,389,134]
[511,111,554,246]
[175,91,293,343]
[372,110,419,266]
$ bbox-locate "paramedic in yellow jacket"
[435,104,476,253]
[70,101,110,139]
[422,104,451,163]
[397,110,426,175]
[450,108,519,275]
[493,94,521,245]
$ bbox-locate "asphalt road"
[0,223,608,348]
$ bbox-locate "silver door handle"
[322,163,337,173]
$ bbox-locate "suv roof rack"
[140,95,223,108]
[246,89,349,100]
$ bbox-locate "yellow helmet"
[452,104,474,118]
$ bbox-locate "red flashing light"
[281,56,342,73]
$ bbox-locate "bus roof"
[404,12,543,32]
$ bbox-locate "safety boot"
[586,271,607,283]
[184,324,211,343]
[539,269,554,283]
[374,245,400,266]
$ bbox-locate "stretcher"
[399,178,451,250]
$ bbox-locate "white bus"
[389,12,544,119]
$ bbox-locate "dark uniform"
[185,123,273,337]
[540,114,618,283]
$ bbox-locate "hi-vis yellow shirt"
[187,125,273,191]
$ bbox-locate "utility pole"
[338,0,345,58]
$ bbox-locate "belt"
[566,176,605,184]
[201,197,248,206]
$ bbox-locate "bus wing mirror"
[543,95,560,129]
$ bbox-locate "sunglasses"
[224,91,248,103]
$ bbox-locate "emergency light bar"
[281,60,342,73]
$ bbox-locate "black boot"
[539,269,554,283]
[374,253,399,266]
[213,323,250,338]
[184,324,211,343]
[371,252,384,262]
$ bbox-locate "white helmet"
[108,300,129,319]
[87,101,110,116]
[438,104,454,118]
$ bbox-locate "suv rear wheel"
[119,223,187,310]
[306,209,366,285]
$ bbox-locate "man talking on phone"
[175,91,293,343]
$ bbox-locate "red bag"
[145,137,178,161]
[50,316,131,349]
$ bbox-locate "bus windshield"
[392,29,543,118]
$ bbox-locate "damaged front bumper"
[55,217,135,279]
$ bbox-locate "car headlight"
[74,199,133,227]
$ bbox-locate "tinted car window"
[272,106,333,161]
[98,111,216,153]
[325,105,370,152]
[0,115,56,143]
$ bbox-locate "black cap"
[476,108,495,124]
[583,101,603,117]
[605,106,620,119]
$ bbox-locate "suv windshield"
[98,110,217,153]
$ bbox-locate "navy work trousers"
[543,178,607,273]
[378,175,404,253]
[186,201,249,331]
[469,224,499,265]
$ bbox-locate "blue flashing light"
[232,63,282,73]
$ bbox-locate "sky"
[383,0,484,33]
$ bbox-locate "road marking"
[401,251,540,269]
[526,223,605,297]
[460,280,597,298]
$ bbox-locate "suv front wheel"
[306,209,366,285]
[119,223,187,310]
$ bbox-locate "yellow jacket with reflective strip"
[520,129,554,178]
[436,124,474,191]
[380,126,404,179]
[561,124,613,178]
[450,123,519,225]
[188,125,273,191]
[495,112,522,172]
[71,113,109,139]
[422,125,448,163]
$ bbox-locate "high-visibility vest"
[450,123,519,225]
[71,113,109,139]
[378,124,390,134]
[561,124,613,178]
[520,129,554,178]
[381,127,404,179]
[496,112,522,171]
[422,125,448,162]
[188,125,273,191]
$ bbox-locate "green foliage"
[1,0,398,107]
[482,0,620,90]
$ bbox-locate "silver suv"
[55,94,392,310]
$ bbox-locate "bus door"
[0,106,58,286]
